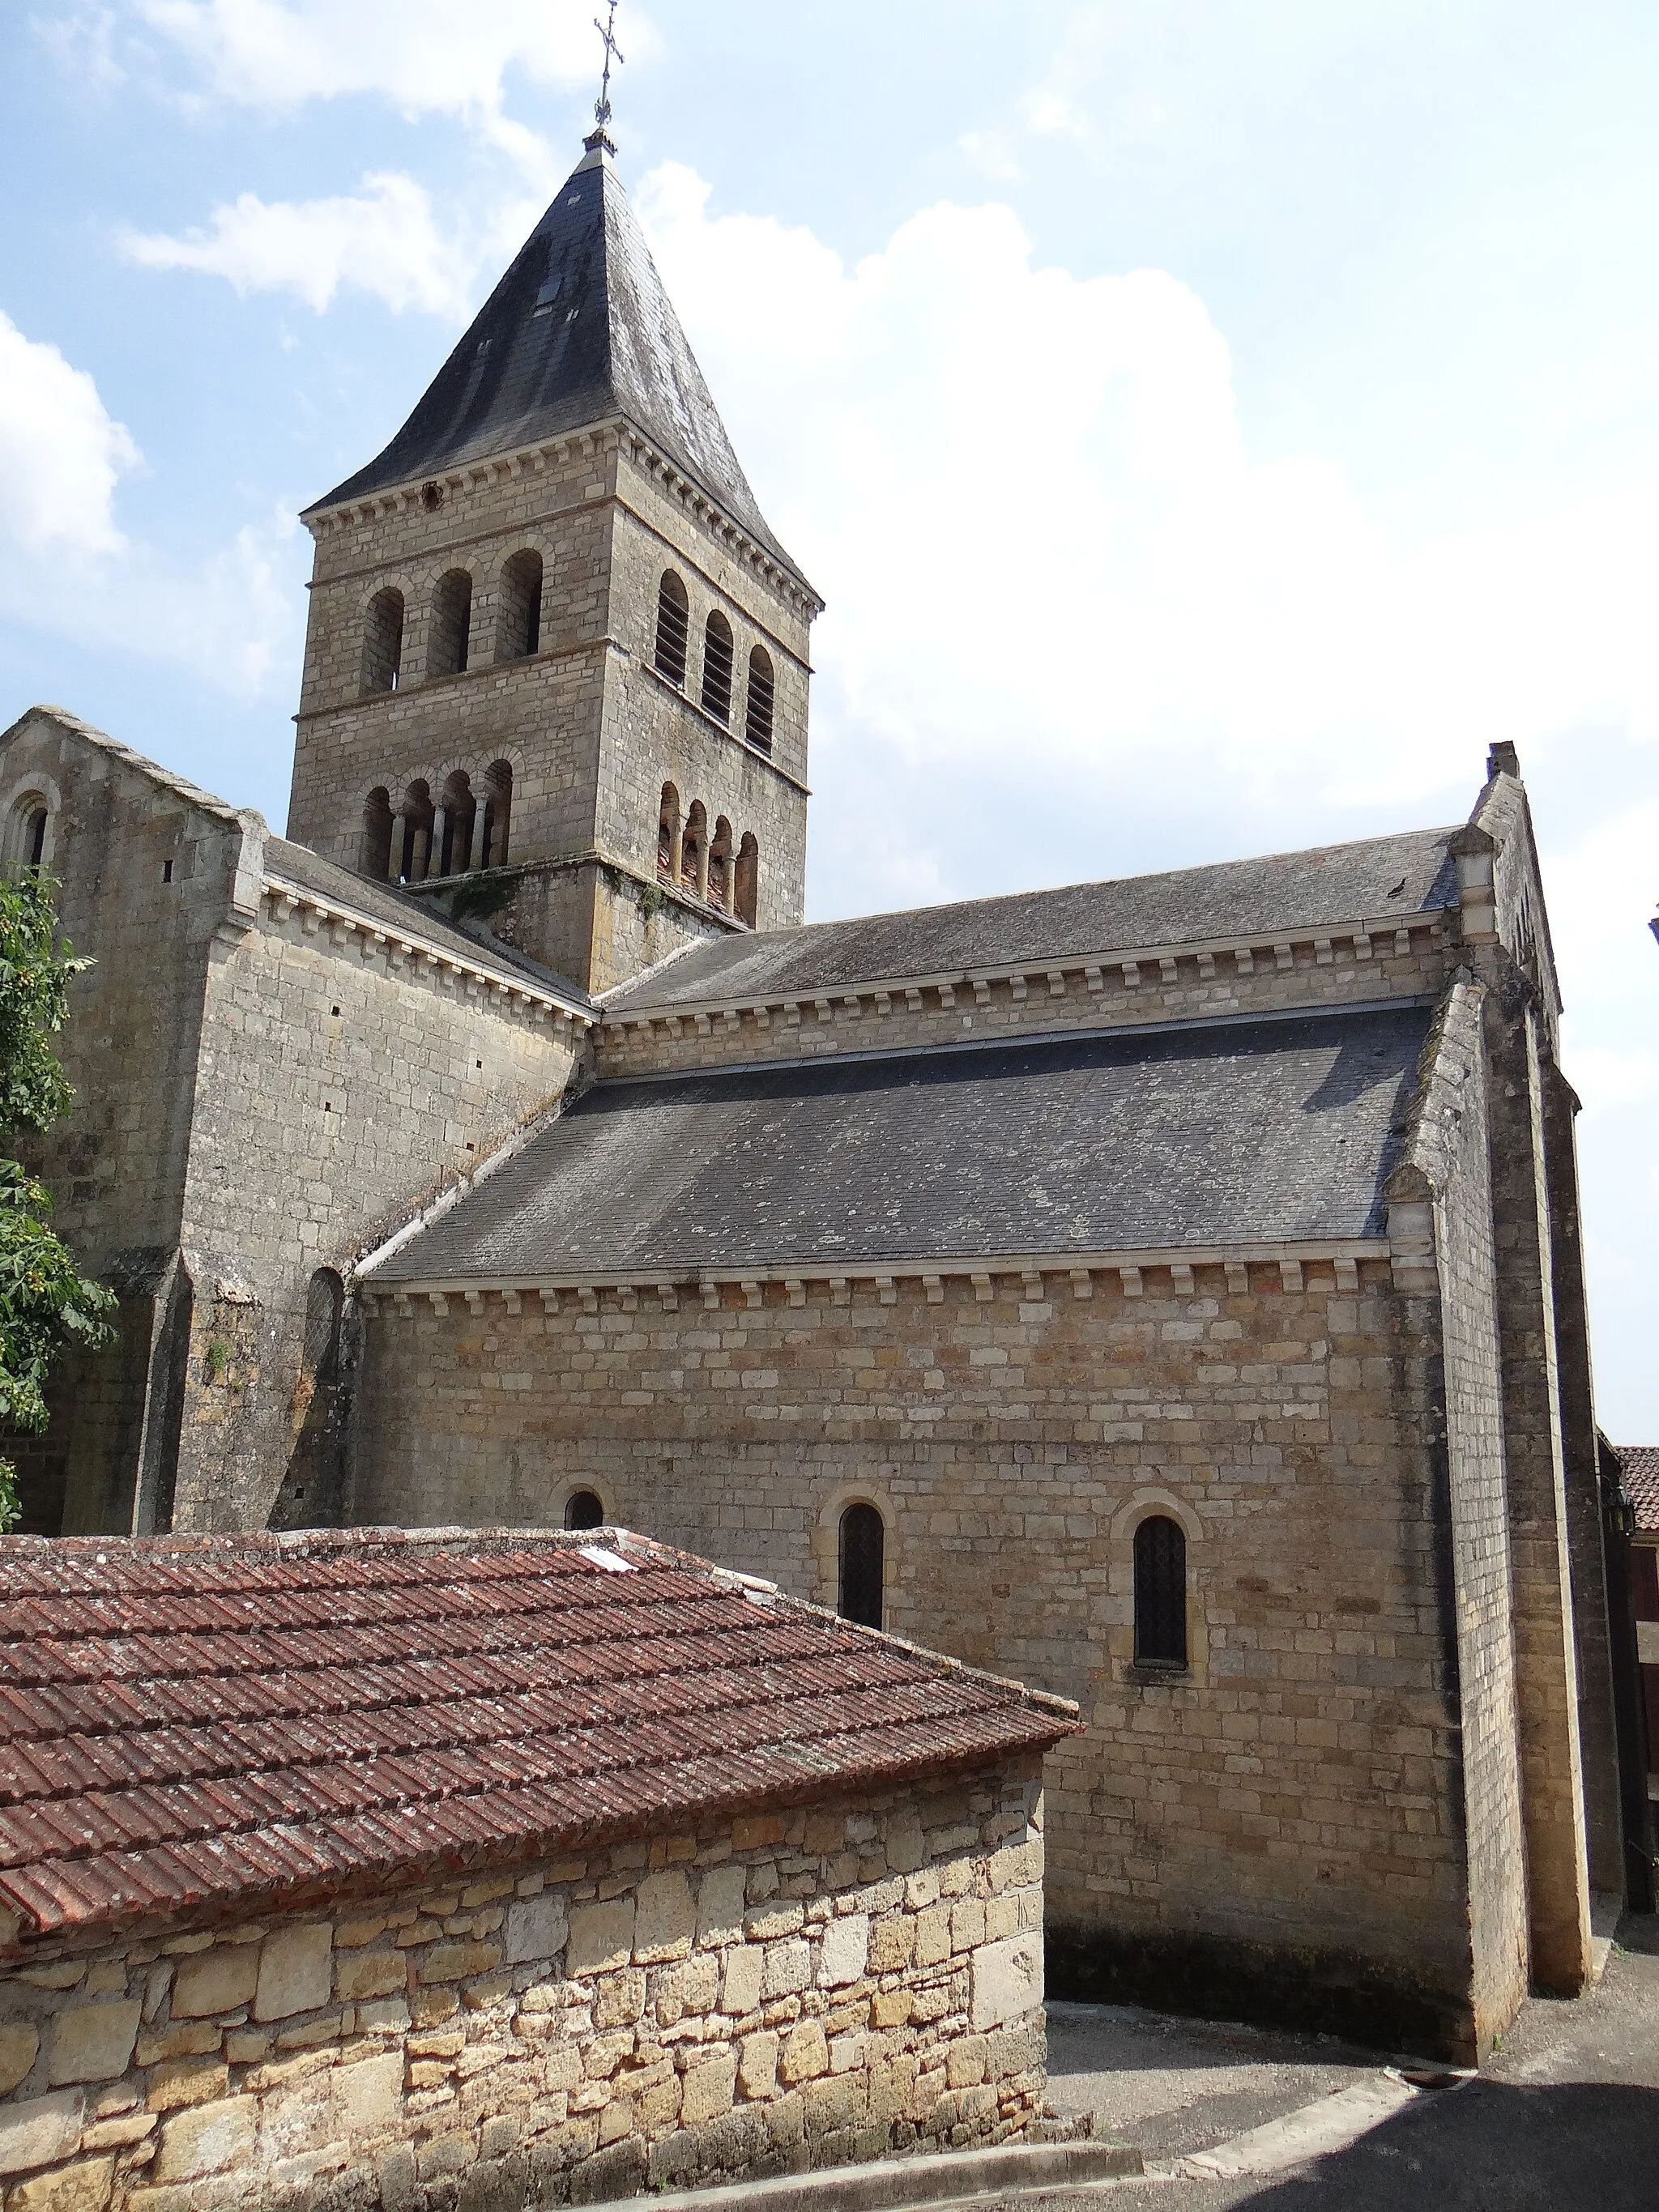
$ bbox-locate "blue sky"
[2,1,1657,1431]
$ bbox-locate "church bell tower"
[286,128,821,995]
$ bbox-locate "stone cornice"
[260,873,597,1031]
[359,1237,1393,1315]
[603,911,1449,1042]
[302,416,822,618]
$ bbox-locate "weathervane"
[587,0,625,151]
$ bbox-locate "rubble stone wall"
[0,1764,1047,2211]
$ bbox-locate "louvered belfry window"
[655,572,689,686]
[745,646,775,752]
[838,1502,885,1630]
[702,612,734,723]
[1133,1515,1188,1669]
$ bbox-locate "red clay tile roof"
[0,1528,1077,1943]
[1621,1446,1659,1534]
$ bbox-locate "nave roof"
[368,999,1432,1285]
[603,827,1460,1014]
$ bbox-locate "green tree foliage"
[0,871,115,1531]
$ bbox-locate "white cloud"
[0,313,139,559]
[134,0,652,166]
[139,0,603,113]
[636,165,1659,828]
[0,312,296,692]
[125,173,500,318]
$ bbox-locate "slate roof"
[0,1528,1075,1940]
[604,829,1460,1012]
[368,1002,1430,1285]
[309,147,806,587]
[263,838,591,1008]
[1621,1447,1659,1535]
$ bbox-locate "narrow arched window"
[497,550,544,661]
[658,782,682,883]
[682,799,708,902]
[480,761,513,869]
[710,816,733,912]
[565,1490,605,1532]
[362,588,404,695]
[24,808,47,869]
[303,1268,344,1388]
[745,646,774,754]
[838,1502,885,1629]
[702,612,734,724]
[397,781,433,884]
[655,571,689,686]
[735,832,759,928]
[1133,1515,1188,1669]
[360,788,394,880]
[429,569,473,679]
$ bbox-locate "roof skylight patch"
[533,275,564,318]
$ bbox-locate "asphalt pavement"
[945,1912,1659,2212]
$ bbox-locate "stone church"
[1,131,1642,2063]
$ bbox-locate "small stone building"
[0,1527,1075,2210]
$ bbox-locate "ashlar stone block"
[567,1897,635,1978]
[969,1934,1043,2031]
[47,2001,142,2086]
[505,1892,569,1967]
[633,1870,694,1962]
[155,2095,258,2181]
[0,2091,84,2176]
[0,2020,41,2095]
[817,1912,869,1988]
[255,1925,333,2022]
[170,1945,259,2022]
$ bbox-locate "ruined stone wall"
[168,893,580,1534]
[0,1765,1046,2210]
[598,923,1451,1080]
[351,1255,1485,2054]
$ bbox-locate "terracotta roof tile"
[1622,1446,1659,1534]
[0,1528,1076,1941]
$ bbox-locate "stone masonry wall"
[0,713,253,1537]
[168,893,580,1534]
[350,1256,1485,2053]
[0,1763,1047,2212]
[1390,982,1529,2052]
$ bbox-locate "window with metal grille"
[702,612,734,723]
[655,571,689,685]
[565,1490,605,1532]
[838,1502,885,1629]
[745,646,774,752]
[1133,1515,1188,1669]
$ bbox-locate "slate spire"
[311,144,800,581]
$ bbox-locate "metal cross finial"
[593,0,625,134]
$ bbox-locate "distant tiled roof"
[369,1002,1430,1284]
[604,829,1459,1012]
[263,838,591,1008]
[1622,1447,1659,1533]
[309,148,808,590]
[0,1529,1075,1941]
